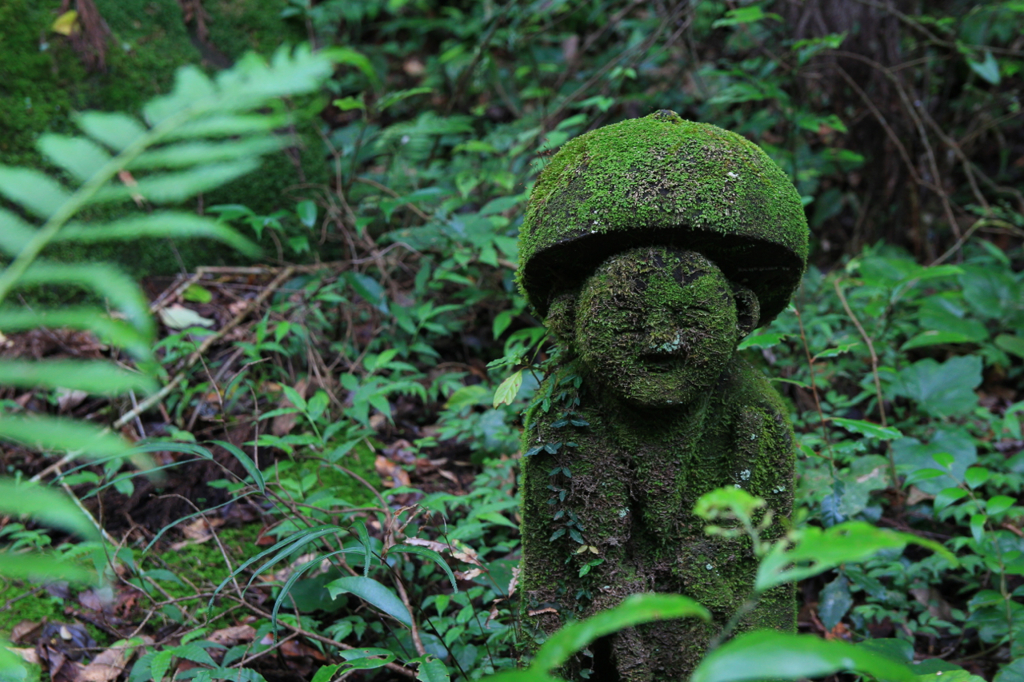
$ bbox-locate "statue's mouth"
[638,352,684,372]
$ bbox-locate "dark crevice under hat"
[517,110,810,327]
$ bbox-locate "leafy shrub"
[0,44,336,677]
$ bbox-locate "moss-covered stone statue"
[517,111,810,680]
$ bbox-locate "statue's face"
[573,247,740,408]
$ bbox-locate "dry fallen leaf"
[403,537,449,553]
[79,641,137,682]
[272,378,308,437]
[375,455,411,488]
[11,648,40,665]
[169,517,225,549]
[207,624,256,648]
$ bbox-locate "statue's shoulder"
[715,355,789,421]
[522,361,590,431]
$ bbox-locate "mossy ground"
[520,248,798,681]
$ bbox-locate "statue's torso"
[519,355,796,680]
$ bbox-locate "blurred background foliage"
[2,0,1024,680]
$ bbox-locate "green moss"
[203,0,304,59]
[519,247,797,680]
[517,110,809,326]
[0,1,91,168]
[0,580,111,648]
[157,526,259,590]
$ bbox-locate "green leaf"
[965,467,990,489]
[994,658,1024,682]
[174,642,217,667]
[0,643,28,682]
[0,359,156,395]
[818,575,852,631]
[812,342,860,361]
[480,195,523,216]
[690,630,914,682]
[183,285,213,303]
[894,429,977,495]
[959,266,1019,320]
[310,664,344,682]
[901,330,978,351]
[0,307,151,358]
[210,525,344,600]
[0,209,35,256]
[493,370,524,408]
[334,96,365,111]
[829,417,902,440]
[415,657,450,682]
[889,356,982,418]
[996,334,1024,360]
[150,650,174,682]
[37,134,113,184]
[0,414,132,459]
[903,468,946,487]
[75,111,147,151]
[0,552,98,584]
[56,212,259,256]
[917,298,988,343]
[446,385,491,410]
[859,637,913,663]
[934,487,969,511]
[737,331,787,350]
[0,166,72,219]
[970,513,987,544]
[210,440,265,494]
[378,87,433,112]
[128,138,285,170]
[296,200,318,228]
[143,66,217,124]
[483,673,561,682]
[391,545,458,591]
[346,272,389,314]
[987,495,1015,516]
[281,384,307,412]
[967,50,1001,85]
[531,593,709,672]
[756,521,956,592]
[17,261,153,335]
[350,520,374,577]
[166,114,285,139]
[711,6,782,28]
[326,576,413,627]
[338,648,396,669]
[0,479,101,540]
[93,160,260,205]
[323,47,381,87]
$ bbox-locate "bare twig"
[931,217,1019,267]
[834,53,962,241]
[792,294,836,467]
[851,0,1024,57]
[833,278,903,499]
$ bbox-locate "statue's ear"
[545,289,579,342]
[732,285,760,339]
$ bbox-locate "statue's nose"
[644,309,683,352]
